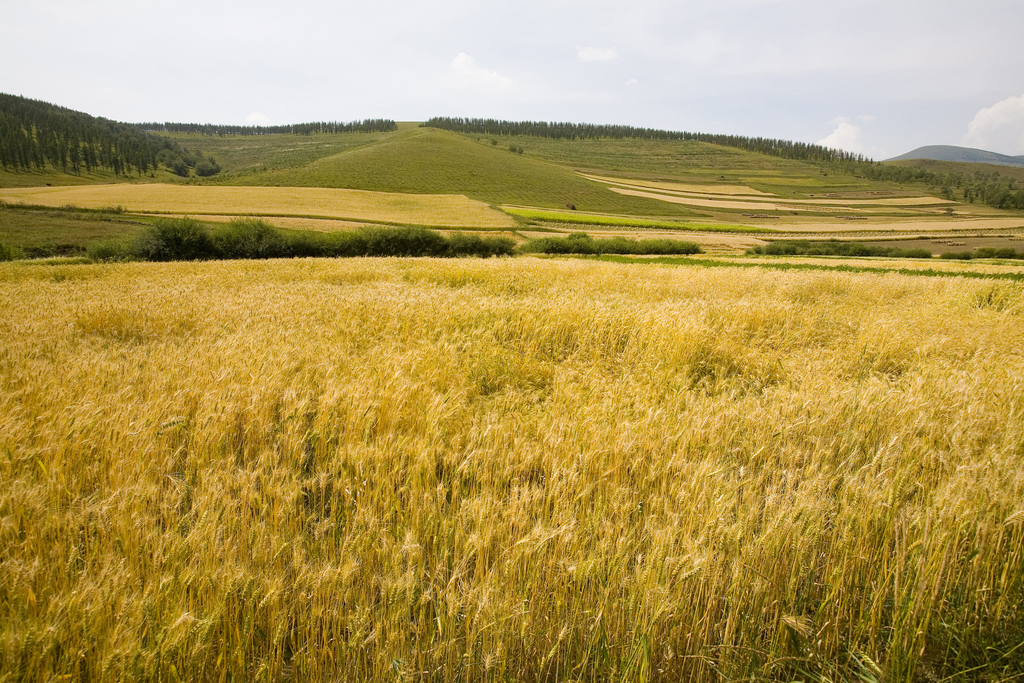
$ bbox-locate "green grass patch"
[503,206,770,233]
[0,166,128,189]
[457,132,900,197]
[0,203,152,257]
[160,130,397,178]
[593,254,1024,282]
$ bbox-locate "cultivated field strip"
[608,187,836,212]
[579,173,951,208]
[1,258,1023,682]
[759,218,1024,235]
[576,173,774,196]
[608,187,955,214]
[0,184,516,228]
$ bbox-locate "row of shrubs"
[747,240,933,259]
[87,218,516,262]
[519,232,703,255]
[750,240,1024,261]
[941,248,1024,260]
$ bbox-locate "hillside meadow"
[1,256,1022,682]
[230,128,705,217]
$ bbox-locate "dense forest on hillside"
[0,94,178,177]
[139,119,397,137]
[423,117,868,163]
[0,94,221,178]
[0,95,395,180]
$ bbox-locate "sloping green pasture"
[233,128,706,216]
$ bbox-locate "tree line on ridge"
[0,93,178,177]
[422,117,869,163]
[138,120,397,137]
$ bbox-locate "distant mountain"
[887,145,1024,168]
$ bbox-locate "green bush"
[133,218,216,261]
[305,228,359,258]
[87,239,134,262]
[975,247,1021,259]
[445,232,516,257]
[213,218,289,259]
[170,159,189,177]
[519,232,701,256]
[104,220,514,263]
[940,251,974,260]
[359,226,449,257]
[889,248,934,259]
[749,240,933,259]
[194,160,220,177]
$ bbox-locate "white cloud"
[577,46,619,63]
[817,117,887,159]
[626,78,639,86]
[962,93,1024,155]
[857,114,876,122]
[244,112,270,125]
[450,52,513,91]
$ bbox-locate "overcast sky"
[3,0,1024,158]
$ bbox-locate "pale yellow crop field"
[577,172,773,196]
[0,183,516,228]
[610,186,824,211]
[609,187,955,214]
[617,184,951,207]
[1,257,1022,682]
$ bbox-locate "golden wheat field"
[2,257,1023,682]
[0,184,516,228]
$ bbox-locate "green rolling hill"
[227,127,707,216]
[3,95,1022,216]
